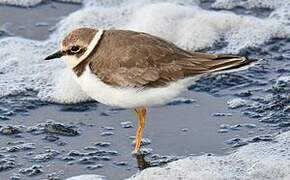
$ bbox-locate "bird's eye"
[70,46,80,53]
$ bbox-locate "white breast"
[74,66,198,108]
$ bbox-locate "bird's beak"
[44,50,64,60]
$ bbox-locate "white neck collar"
[73,29,104,68]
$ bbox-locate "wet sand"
[0,90,269,180]
[0,1,80,40]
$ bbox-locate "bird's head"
[44,28,102,69]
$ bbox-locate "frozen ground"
[0,0,289,179]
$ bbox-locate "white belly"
[74,66,196,108]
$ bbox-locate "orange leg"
[134,107,147,154]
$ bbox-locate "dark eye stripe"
[71,46,80,52]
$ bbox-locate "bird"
[44,28,257,154]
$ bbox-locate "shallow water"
[0,0,289,179]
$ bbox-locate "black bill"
[44,51,64,60]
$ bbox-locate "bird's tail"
[186,52,258,75]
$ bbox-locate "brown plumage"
[45,27,258,154]
[67,28,256,88]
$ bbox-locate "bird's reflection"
[135,153,151,170]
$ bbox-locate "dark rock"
[100,131,114,136]
[103,126,114,131]
[218,129,229,133]
[44,121,79,136]
[212,113,232,117]
[0,126,21,135]
[114,161,127,166]
[94,142,111,147]
[0,116,10,120]
[67,150,84,157]
[32,150,59,162]
[0,158,16,172]
[19,165,43,176]
[60,156,76,161]
[3,143,35,153]
[78,157,98,164]
[242,123,257,129]
[167,98,196,106]
[225,138,248,148]
[10,174,21,180]
[99,156,110,161]
[132,138,151,146]
[120,121,133,128]
[84,146,99,151]
[247,135,273,143]
[181,128,189,132]
[86,164,103,170]
[42,135,59,142]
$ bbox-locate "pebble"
[132,138,151,146]
[42,135,59,142]
[100,131,114,136]
[0,126,21,135]
[181,128,189,132]
[120,121,133,128]
[87,164,103,170]
[44,121,79,136]
[19,165,43,176]
[225,138,248,148]
[78,157,98,164]
[212,113,233,117]
[84,146,99,151]
[167,98,196,106]
[247,135,273,143]
[230,124,242,130]
[0,158,16,172]
[114,161,127,166]
[32,150,59,162]
[235,90,253,97]
[218,129,229,133]
[3,143,35,153]
[10,174,21,180]
[94,142,111,147]
[103,126,114,131]
[99,156,110,161]
[0,116,10,120]
[242,123,257,129]
[139,148,153,155]
[60,156,76,161]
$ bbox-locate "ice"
[0,0,290,104]
[65,131,290,180]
